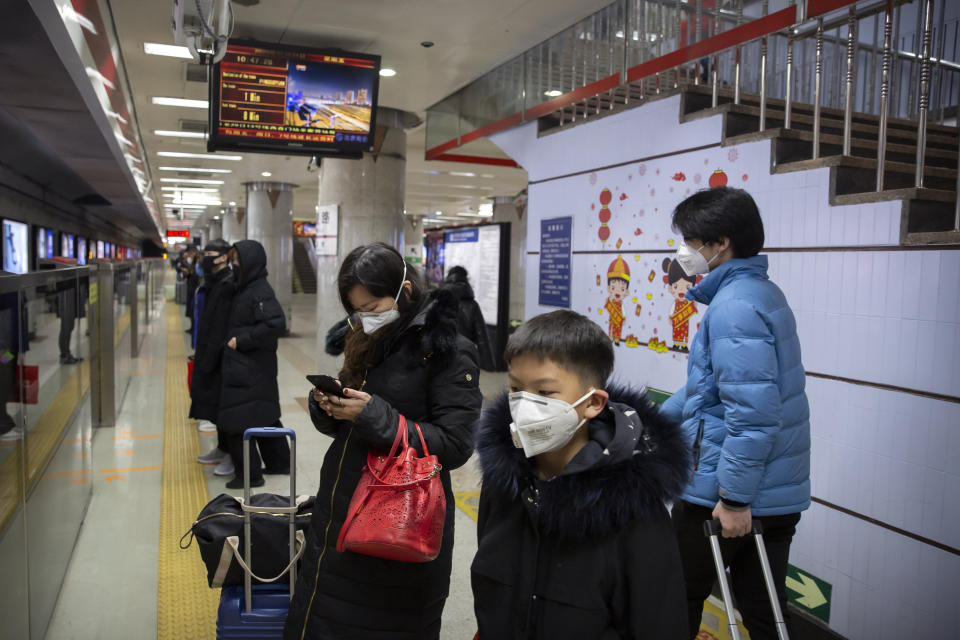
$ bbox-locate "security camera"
[172,0,234,65]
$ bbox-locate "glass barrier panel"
[0,285,28,639]
[113,267,133,416]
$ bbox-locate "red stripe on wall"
[429,153,519,168]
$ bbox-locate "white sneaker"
[197,420,217,433]
[214,459,235,476]
[197,448,227,464]
[0,427,23,442]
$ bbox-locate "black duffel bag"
[181,492,315,588]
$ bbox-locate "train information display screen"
[3,219,28,274]
[208,40,381,157]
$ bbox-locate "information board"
[315,204,339,256]
[443,225,501,323]
[539,217,572,308]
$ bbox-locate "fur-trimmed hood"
[364,286,461,369]
[476,385,691,539]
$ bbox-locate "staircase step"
[904,230,960,245]
[831,187,956,206]
[768,128,958,169]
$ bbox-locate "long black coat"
[284,289,483,640]
[472,386,692,640]
[217,241,286,433]
[443,279,496,370]
[188,267,234,422]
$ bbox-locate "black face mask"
[202,255,225,279]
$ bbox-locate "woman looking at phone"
[284,242,483,640]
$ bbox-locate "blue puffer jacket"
[660,256,810,516]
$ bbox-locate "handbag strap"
[365,461,441,489]
[222,530,306,584]
[413,422,430,457]
[386,415,409,459]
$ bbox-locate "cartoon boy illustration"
[662,257,698,350]
[604,255,630,346]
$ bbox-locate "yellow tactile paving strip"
[157,302,220,639]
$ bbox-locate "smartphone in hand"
[307,374,345,398]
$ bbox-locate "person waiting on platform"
[217,240,290,489]
[660,187,811,640]
[180,247,200,334]
[471,310,690,639]
[191,239,235,475]
[285,242,482,640]
[443,265,496,370]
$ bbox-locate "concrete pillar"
[245,181,295,332]
[403,215,425,267]
[207,218,223,241]
[493,195,527,323]
[315,108,416,368]
[222,205,247,244]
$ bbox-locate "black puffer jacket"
[472,386,691,640]
[284,289,483,640]
[189,268,234,422]
[444,279,496,370]
[217,241,286,433]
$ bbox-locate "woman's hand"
[314,387,371,422]
[227,337,237,350]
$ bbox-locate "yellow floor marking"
[454,490,481,523]
[157,302,220,639]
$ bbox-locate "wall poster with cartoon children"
[662,257,699,350]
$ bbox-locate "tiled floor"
[48,293,506,639]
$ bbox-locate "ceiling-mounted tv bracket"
[172,0,235,65]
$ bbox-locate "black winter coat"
[217,241,286,433]
[188,268,234,422]
[284,289,483,640]
[472,386,691,640]
[443,280,496,370]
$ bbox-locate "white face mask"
[675,243,720,277]
[356,262,407,334]
[508,389,596,458]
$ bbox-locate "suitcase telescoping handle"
[242,427,297,612]
[702,519,790,640]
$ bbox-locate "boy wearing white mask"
[471,310,691,639]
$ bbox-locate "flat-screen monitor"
[36,226,47,259]
[62,233,75,259]
[97,240,104,259]
[77,237,87,265]
[208,40,381,158]
[46,230,54,258]
[3,219,29,274]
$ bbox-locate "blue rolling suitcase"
[217,427,300,640]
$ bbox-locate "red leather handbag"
[337,415,445,562]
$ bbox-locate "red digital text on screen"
[168,230,190,238]
[218,126,351,144]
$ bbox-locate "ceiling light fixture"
[158,166,232,173]
[213,216,220,220]
[143,43,193,59]
[160,178,225,184]
[229,201,236,206]
[261,171,272,177]
[171,200,223,206]
[154,129,207,138]
[379,68,396,77]
[157,151,241,160]
[161,186,220,192]
[544,90,563,97]
[151,96,209,109]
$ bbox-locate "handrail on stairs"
[425,0,958,216]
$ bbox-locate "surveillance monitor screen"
[3,219,28,274]
[78,237,87,265]
[208,40,381,158]
[62,233,75,259]
[97,240,104,259]
[46,230,54,258]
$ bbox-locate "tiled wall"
[492,94,960,639]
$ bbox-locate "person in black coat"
[284,242,483,640]
[217,239,290,489]
[181,247,200,333]
[471,310,691,639]
[190,239,234,468]
[443,265,496,370]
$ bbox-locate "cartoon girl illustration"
[662,257,698,350]
[603,256,630,346]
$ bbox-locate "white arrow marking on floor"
[785,573,827,609]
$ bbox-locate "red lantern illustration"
[598,188,612,243]
[708,169,728,188]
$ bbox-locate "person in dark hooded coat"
[472,310,690,639]
[190,239,234,470]
[218,239,290,489]
[443,265,496,370]
[284,242,482,640]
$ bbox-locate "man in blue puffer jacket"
[660,187,810,640]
